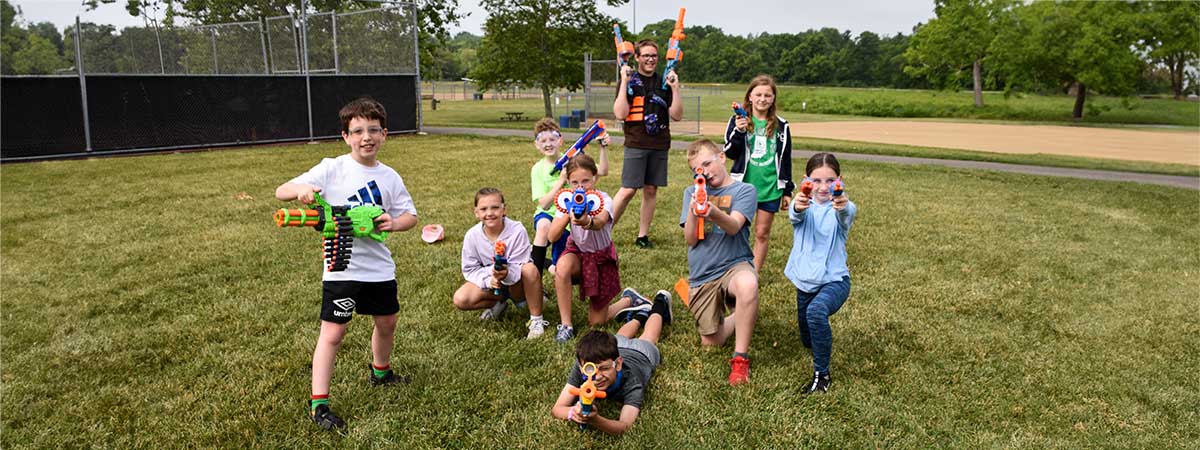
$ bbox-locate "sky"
[9,0,936,37]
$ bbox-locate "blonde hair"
[743,74,779,138]
[686,139,722,161]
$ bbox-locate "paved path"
[423,126,1200,190]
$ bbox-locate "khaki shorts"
[688,262,756,335]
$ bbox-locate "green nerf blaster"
[274,192,388,272]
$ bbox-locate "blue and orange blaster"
[568,362,608,431]
[550,120,607,175]
[613,24,634,67]
[661,8,686,90]
[556,187,606,221]
[832,177,845,197]
[731,102,748,119]
[491,241,508,297]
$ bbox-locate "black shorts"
[320,280,399,324]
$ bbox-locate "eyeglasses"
[638,54,659,59]
[348,126,384,137]
[695,155,721,170]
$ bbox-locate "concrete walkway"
[423,126,1200,190]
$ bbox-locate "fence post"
[210,27,218,74]
[331,11,339,74]
[259,18,269,74]
[583,52,590,122]
[411,2,422,131]
[301,2,314,141]
[74,16,92,152]
[695,95,701,135]
[264,17,274,73]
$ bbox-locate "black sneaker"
[652,290,673,326]
[804,371,831,394]
[635,235,652,248]
[309,401,346,431]
[368,364,411,386]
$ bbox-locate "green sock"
[311,395,329,411]
[372,363,391,379]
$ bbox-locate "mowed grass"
[2,135,1198,448]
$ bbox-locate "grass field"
[2,135,1198,448]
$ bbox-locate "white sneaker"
[526,318,549,339]
[480,300,507,320]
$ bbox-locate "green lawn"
[2,135,1197,448]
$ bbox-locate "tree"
[904,0,1012,107]
[991,1,1143,120]
[1140,1,1200,99]
[11,33,62,74]
[471,0,622,117]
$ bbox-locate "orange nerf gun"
[569,362,608,431]
[692,166,709,240]
[661,8,686,90]
[613,23,634,66]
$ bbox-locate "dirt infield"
[699,120,1200,166]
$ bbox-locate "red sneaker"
[728,355,750,386]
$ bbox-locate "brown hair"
[339,97,387,134]
[534,117,560,136]
[804,153,841,177]
[474,187,505,206]
[635,40,659,56]
[686,138,722,161]
[576,330,619,363]
[743,74,778,138]
[564,153,599,177]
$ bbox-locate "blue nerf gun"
[555,188,606,220]
[661,8,686,90]
[550,119,607,175]
[731,102,747,118]
[613,24,633,67]
[491,241,508,297]
[832,178,845,197]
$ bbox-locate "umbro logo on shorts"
[332,297,356,311]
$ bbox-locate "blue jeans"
[796,276,850,375]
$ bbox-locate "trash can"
[571,109,586,124]
[559,115,571,129]
[473,92,483,100]
[568,115,580,128]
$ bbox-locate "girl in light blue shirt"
[784,152,857,394]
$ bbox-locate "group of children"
[278,74,859,433]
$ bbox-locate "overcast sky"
[10,0,935,37]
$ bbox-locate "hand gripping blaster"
[799,177,814,198]
[692,167,710,240]
[661,8,687,90]
[551,120,607,175]
[569,362,608,431]
[491,241,508,297]
[556,188,606,221]
[274,192,387,272]
[613,24,634,67]
[832,177,845,197]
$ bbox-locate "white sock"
[530,314,543,322]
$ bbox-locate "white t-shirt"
[289,154,417,282]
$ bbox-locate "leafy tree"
[1139,1,1200,99]
[471,0,623,117]
[12,33,63,74]
[905,0,1013,106]
[991,1,1143,120]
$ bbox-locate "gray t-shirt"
[567,345,655,409]
[679,181,757,286]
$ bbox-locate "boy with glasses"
[551,290,673,434]
[611,40,684,249]
[679,139,760,386]
[275,97,419,431]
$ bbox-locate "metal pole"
[411,2,422,131]
[210,27,218,74]
[583,52,590,122]
[74,16,92,152]
[302,1,315,141]
[259,19,269,74]
[265,17,274,73]
[154,22,165,73]
[695,95,701,135]
[331,11,339,74]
